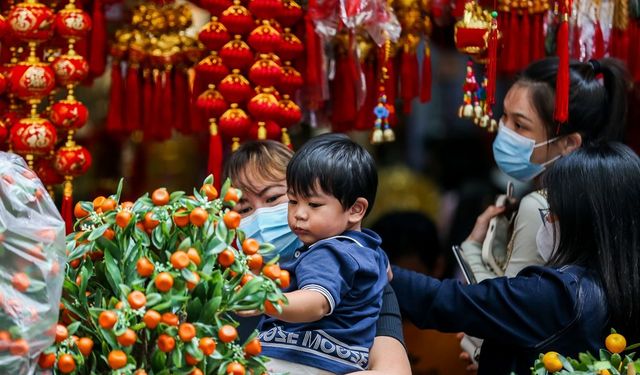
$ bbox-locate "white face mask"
[536,219,560,262]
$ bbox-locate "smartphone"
[452,245,477,285]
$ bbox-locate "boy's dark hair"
[286,133,378,216]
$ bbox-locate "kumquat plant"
[42,176,288,374]
[533,330,640,375]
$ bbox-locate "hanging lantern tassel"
[208,119,223,191]
[125,63,141,133]
[593,20,605,59]
[142,68,153,136]
[400,41,419,114]
[89,0,107,78]
[554,0,571,125]
[151,69,163,140]
[106,59,124,133]
[484,12,499,132]
[174,67,190,134]
[61,177,74,234]
[304,4,324,110]
[521,9,530,71]
[282,128,293,150]
[420,42,432,103]
[161,68,174,140]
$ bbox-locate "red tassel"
[330,54,357,132]
[89,0,107,78]
[385,57,397,126]
[151,70,163,140]
[61,180,73,234]
[208,120,223,191]
[142,69,153,137]
[554,13,570,124]
[531,13,541,60]
[486,14,498,108]
[305,11,324,110]
[420,44,432,103]
[618,28,630,63]
[571,23,581,60]
[504,9,519,73]
[161,69,173,140]
[520,11,530,71]
[631,22,640,81]
[106,60,123,133]
[400,49,418,114]
[124,64,141,133]
[355,61,376,130]
[593,21,605,59]
[174,68,190,134]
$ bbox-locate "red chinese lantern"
[7,1,55,44]
[50,99,88,131]
[278,95,302,128]
[10,116,57,159]
[278,29,304,62]
[0,119,8,144]
[249,55,283,87]
[220,0,255,36]
[248,90,280,121]
[34,157,64,186]
[247,21,282,53]
[53,143,92,178]
[220,35,255,69]
[277,63,303,95]
[0,15,7,38]
[218,69,253,104]
[54,3,92,40]
[196,85,229,120]
[51,53,89,87]
[0,72,7,94]
[248,120,281,140]
[277,0,303,28]
[195,53,230,86]
[248,0,283,20]
[198,17,231,51]
[9,61,56,102]
[199,0,233,17]
[218,103,251,150]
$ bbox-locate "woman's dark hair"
[222,140,293,193]
[287,133,378,216]
[517,57,629,144]
[544,142,640,338]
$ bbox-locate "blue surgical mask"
[493,122,561,181]
[238,202,302,263]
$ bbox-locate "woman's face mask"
[238,202,302,263]
[536,217,560,262]
[493,122,562,181]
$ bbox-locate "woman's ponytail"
[596,58,630,143]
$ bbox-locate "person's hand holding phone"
[466,205,507,243]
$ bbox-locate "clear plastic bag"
[0,152,66,374]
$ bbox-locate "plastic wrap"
[0,152,66,374]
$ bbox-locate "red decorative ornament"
[248,120,281,140]
[196,85,229,119]
[218,69,253,103]
[34,157,64,185]
[7,1,55,43]
[2,105,26,128]
[10,116,57,156]
[199,0,233,17]
[198,17,231,51]
[249,56,283,87]
[219,103,251,149]
[220,36,255,69]
[0,15,7,38]
[248,0,283,20]
[278,29,304,61]
[278,95,302,127]
[220,1,255,36]
[54,4,92,40]
[50,99,89,130]
[0,119,8,144]
[277,64,303,95]
[51,53,89,86]
[53,143,92,177]
[9,61,56,102]
[195,53,230,85]
[248,90,280,121]
[277,0,303,28]
[248,21,282,53]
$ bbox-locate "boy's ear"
[348,198,369,223]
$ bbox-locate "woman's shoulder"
[519,190,549,211]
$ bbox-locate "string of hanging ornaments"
[0,0,98,233]
[306,0,430,143]
[191,0,305,187]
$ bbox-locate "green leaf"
[146,293,162,307]
[201,297,222,323]
[171,348,183,367]
[96,236,122,261]
[216,220,228,243]
[185,340,204,360]
[187,298,203,322]
[118,283,132,297]
[206,238,227,256]
[104,250,123,296]
[152,349,167,372]
[152,226,165,249]
[178,237,192,251]
[182,269,198,283]
[627,343,640,351]
[579,352,594,365]
[66,321,82,336]
[88,224,110,241]
[170,191,186,202]
[204,174,214,186]
[115,178,124,202]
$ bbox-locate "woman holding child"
[223,136,411,375]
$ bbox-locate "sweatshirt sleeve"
[390,265,577,348]
[461,239,499,282]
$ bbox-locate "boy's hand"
[235,309,262,317]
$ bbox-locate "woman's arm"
[347,285,411,375]
[390,265,577,347]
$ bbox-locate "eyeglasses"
[538,208,552,224]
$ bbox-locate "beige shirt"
[462,191,548,282]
